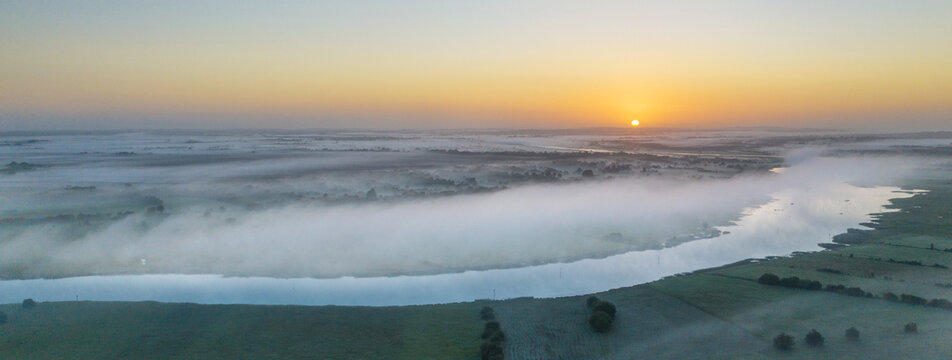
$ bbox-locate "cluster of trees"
[0,299,38,326]
[759,273,876,297]
[586,296,617,333]
[759,272,952,314]
[478,307,505,360]
[774,323,921,351]
[883,291,952,310]
[773,329,829,351]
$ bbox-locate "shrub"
[480,306,496,321]
[481,321,501,339]
[845,327,860,342]
[480,341,504,360]
[488,330,506,344]
[900,294,927,306]
[843,287,866,297]
[805,329,824,346]
[802,280,822,291]
[825,284,846,292]
[773,333,794,350]
[904,322,918,333]
[883,292,899,302]
[589,311,613,333]
[928,298,952,310]
[0,311,6,325]
[779,276,801,288]
[586,296,600,307]
[22,299,36,309]
[758,273,780,285]
[592,301,617,319]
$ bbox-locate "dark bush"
[481,321,501,339]
[883,292,899,302]
[779,276,801,288]
[488,330,506,344]
[773,333,794,351]
[900,294,927,306]
[592,301,617,319]
[825,284,846,292]
[22,299,36,309]
[0,311,6,325]
[805,329,824,346]
[802,280,822,291]
[758,273,780,285]
[480,341,504,360]
[845,327,860,342]
[928,298,952,310]
[904,322,918,333]
[480,306,496,321]
[586,296,600,307]
[589,311,613,333]
[843,287,866,297]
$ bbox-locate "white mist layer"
[0,182,916,305]
[0,156,916,278]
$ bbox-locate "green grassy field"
[1,174,950,359]
[0,301,483,360]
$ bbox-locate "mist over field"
[1,129,943,280]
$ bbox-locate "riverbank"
[1,174,950,359]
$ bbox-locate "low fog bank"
[0,181,914,305]
[0,155,921,279]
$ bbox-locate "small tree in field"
[845,327,860,342]
[773,333,794,350]
[805,329,824,346]
[904,322,918,333]
[589,311,613,333]
[22,299,36,309]
[480,306,495,321]
[480,341,504,360]
[592,301,617,319]
[481,321,501,339]
[758,273,780,285]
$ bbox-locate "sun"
[630,120,640,126]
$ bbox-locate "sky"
[1,1,951,131]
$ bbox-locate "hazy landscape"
[3,1,952,359]
[3,129,952,359]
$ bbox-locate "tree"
[900,294,927,306]
[488,330,506,344]
[882,292,899,302]
[480,341,504,360]
[805,329,824,346]
[480,306,496,321]
[845,327,860,342]
[802,280,822,290]
[592,301,617,320]
[758,273,781,285]
[481,321,501,339]
[773,333,794,350]
[581,169,594,177]
[22,298,36,309]
[589,311,613,333]
[586,296,600,307]
[904,322,918,333]
[779,276,801,288]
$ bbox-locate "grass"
[0,301,483,360]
